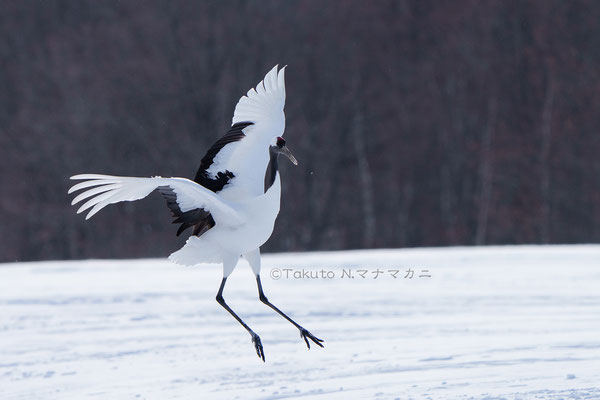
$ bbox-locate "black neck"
[264,147,279,193]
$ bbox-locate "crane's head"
[271,136,298,165]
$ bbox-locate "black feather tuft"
[193,122,253,192]
[156,186,215,237]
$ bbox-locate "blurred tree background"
[1,0,600,262]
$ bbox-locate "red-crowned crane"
[68,66,323,361]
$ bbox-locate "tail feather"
[168,236,222,266]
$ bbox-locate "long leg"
[216,277,265,361]
[256,275,324,349]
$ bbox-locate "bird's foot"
[251,332,265,362]
[299,328,324,349]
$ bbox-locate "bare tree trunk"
[398,182,414,247]
[352,110,376,248]
[475,97,497,245]
[540,78,555,243]
[433,74,463,243]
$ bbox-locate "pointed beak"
[281,145,298,165]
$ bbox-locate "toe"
[252,334,266,362]
[300,328,324,349]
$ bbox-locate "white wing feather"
[206,65,286,199]
[232,65,286,129]
[68,174,243,225]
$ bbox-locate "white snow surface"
[1,245,600,399]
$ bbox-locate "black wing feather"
[158,122,253,237]
[193,121,253,192]
[156,186,214,237]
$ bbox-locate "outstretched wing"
[68,174,243,228]
[194,65,286,200]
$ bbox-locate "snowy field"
[1,245,600,400]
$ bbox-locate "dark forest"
[2,0,600,262]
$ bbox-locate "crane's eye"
[276,137,286,148]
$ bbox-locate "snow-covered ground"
[1,245,600,399]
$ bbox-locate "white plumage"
[69,175,242,224]
[208,65,286,200]
[68,66,323,361]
